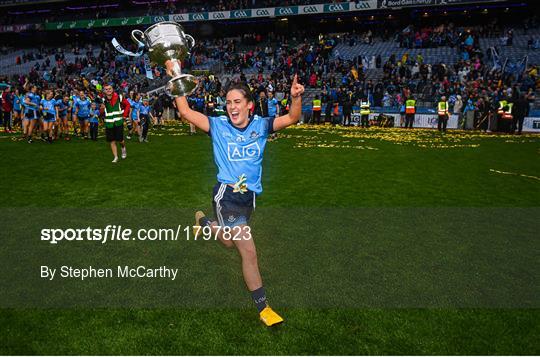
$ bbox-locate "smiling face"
[226,88,253,128]
[104,85,114,98]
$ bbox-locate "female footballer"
[40,90,57,143]
[169,61,304,327]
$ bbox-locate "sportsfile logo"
[228,142,261,162]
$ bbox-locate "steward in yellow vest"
[311,95,322,125]
[360,99,370,128]
[404,97,416,128]
[437,96,449,133]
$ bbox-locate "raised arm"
[25,95,36,108]
[273,74,305,132]
[164,59,210,132]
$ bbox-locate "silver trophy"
[113,21,198,97]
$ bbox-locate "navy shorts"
[24,110,37,120]
[43,113,56,122]
[212,183,256,227]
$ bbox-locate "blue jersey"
[129,99,140,119]
[267,98,279,117]
[195,97,205,111]
[208,115,274,194]
[40,98,57,115]
[139,104,151,115]
[23,92,40,114]
[71,96,79,113]
[13,95,23,111]
[75,98,91,117]
[89,109,100,123]
[56,99,69,116]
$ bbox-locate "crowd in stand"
[1,18,539,140]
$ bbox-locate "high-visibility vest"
[104,94,124,128]
[498,100,507,115]
[281,98,288,111]
[360,100,370,115]
[206,94,214,108]
[502,102,513,120]
[333,103,339,115]
[312,99,321,111]
[438,101,449,116]
[405,99,416,114]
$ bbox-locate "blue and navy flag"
[143,55,153,80]
[490,47,503,72]
[503,56,528,80]
[514,55,528,80]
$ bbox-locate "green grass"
[0,125,539,355]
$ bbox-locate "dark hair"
[225,82,253,102]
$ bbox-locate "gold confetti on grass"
[284,125,540,149]
[294,142,378,150]
[489,169,540,182]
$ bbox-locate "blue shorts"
[212,183,256,227]
[43,113,56,122]
[14,108,21,114]
[78,116,88,124]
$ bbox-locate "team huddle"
[1,85,159,145]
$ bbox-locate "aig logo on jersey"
[228,142,261,161]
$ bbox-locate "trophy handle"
[131,30,146,47]
[185,34,195,49]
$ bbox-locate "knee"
[238,245,257,263]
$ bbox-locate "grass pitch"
[0,124,539,355]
